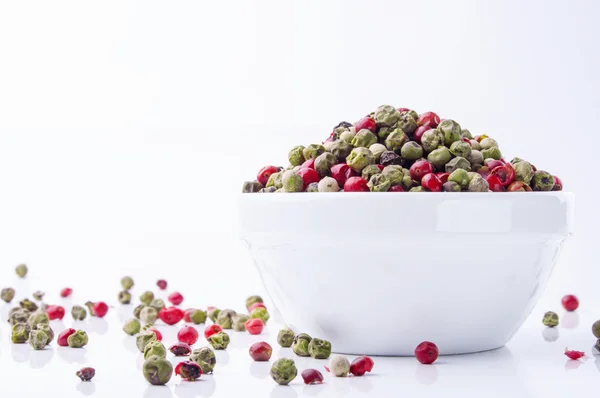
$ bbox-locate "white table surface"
[1,277,598,398]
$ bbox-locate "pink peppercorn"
[301,158,315,169]
[417,112,440,128]
[159,307,185,325]
[204,324,222,340]
[297,168,320,190]
[156,279,167,290]
[344,177,369,192]
[421,173,442,192]
[47,305,66,320]
[57,328,76,347]
[93,302,108,318]
[60,288,73,298]
[350,356,375,376]
[415,341,439,364]
[177,326,199,345]
[561,295,579,312]
[331,163,353,188]
[244,318,264,335]
[257,165,279,186]
[248,302,266,312]
[301,369,324,384]
[355,116,377,133]
[410,160,433,183]
[249,341,272,361]
[168,292,184,306]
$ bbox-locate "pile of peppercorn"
[242,105,563,193]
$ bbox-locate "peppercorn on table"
[1,273,598,398]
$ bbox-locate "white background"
[0,1,599,397]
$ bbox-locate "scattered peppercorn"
[415,341,439,364]
[67,330,89,348]
[123,318,141,335]
[71,305,87,321]
[121,276,134,290]
[156,279,168,290]
[189,346,216,374]
[249,341,273,361]
[9,308,30,326]
[27,310,49,328]
[168,291,184,306]
[249,307,270,324]
[187,309,208,325]
[57,328,76,346]
[308,338,332,359]
[232,314,250,331]
[301,369,324,385]
[34,323,54,344]
[561,295,579,312]
[143,355,173,385]
[592,320,600,338]
[564,348,585,360]
[350,356,374,376]
[270,358,298,385]
[277,328,295,348]
[29,330,49,350]
[329,355,350,377]
[15,264,28,278]
[178,326,199,345]
[208,332,230,350]
[32,290,45,301]
[175,361,202,381]
[92,302,108,318]
[140,307,158,324]
[136,332,158,352]
[11,323,30,343]
[20,298,38,312]
[144,341,168,360]
[543,311,559,327]
[118,290,132,304]
[170,342,193,356]
[204,324,223,340]
[1,287,15,303]
[208,308,221,323]
[140,291,154,305]
[292,333,312,357]
[76,367,96,382]
[46,305,65,320]
[216,309,236,329]
[158,306,184,325]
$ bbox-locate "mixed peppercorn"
[242,105,563,193]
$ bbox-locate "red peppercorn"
[476,166,491,179]
[257,165,279,186]
[57,328,76,347]
[564,348,585,360]
[168,292,184,306]
[561,295,579,312]
[93,302,109,318]
[148,327,163,341]
[60,288,72,298]
[553,176,563,191]
[248,302,266,312]
[389,185,405,192]
[417,112,440,128]
[244,318,264,335]
[350,356,375,376]
[156,279,167,290]
[461,137,471,145]
[175,361,202,381]
[397,107,410,113]
[249,341,273,361]
[410,160,433,182]
[490,163,515,187]
[485,159,504,170]
[177,326,199,345]
[301,369,324,385]
[301,158,315,169]
[169,342,193,356]
[413,126,430,144]
[331,163,353,187]
[415,341,439,364]
[507,181,532,192]
[355,116,376,133]
[47,305,66,320]
[435,172,450,184]
[297,168,321,190]
[376,164,384,171]
[204,324,223,340]
[486,174,504,192]
[159,307,185,325]
[344,176,369,192]
[421,173,442,192]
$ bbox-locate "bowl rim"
[239,191,573,200]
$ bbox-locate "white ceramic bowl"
[238,192,574,356]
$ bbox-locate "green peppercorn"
[288,145,306,166]
[427,147,452,170]
[542,311,559,327]
[421,129,444,152]
[374,104,400,127]
[281,170,304,192]
[531,170,554,191]
[468,174,489,192]
[1,288,15,303]
[592,320,600,338]
[259,186,277,193]
[246,295,263,310]
[397,112,417,134]
[443,181,461,192]
[67,330,89,348]
[270,358,298,385]
[445,156,471,173]
[400,141,423,161]
[339,130,354,143]
[449,141,472,158]
[140,291,154,306]
[595,339,600,353]
[121,276,134,290]
[352,129,378,148]
[481,146,502,160]
[27,311,49,329]
[29,330,48,350]
[140,307,158,324]
[242,181,264,193]
[277,328,295,348]
[208,331,230,350]
[368,174,391,192]
[461,129,473,139]
[308,338,332,359]
[189,309,207,325]
[249,307,270,324]
[123,318,141,335]
[409,186,426,192]
[468,149,484,166]
[292,333,311,357]
[369,143,387,163]
[8,308,29,326]
[438,119,462,146]
[314,152,338,177]
[232,314,250,331]
[332,121,352,138]
[362,164,382,181]
[346,147,374,173]
[318,176,339,192]
[20,298,38,312]
[329,140,352,162]
[15,264,28,278]
[118,290,132,304]
[266,172,282,189]
[470,140,481,151]
[11,323,30,343]
[513,161,534,184]
[401,109,419,121]
[479,137,498,150]
[377,126,393,140]
[216,309,237,329]
[303,144,326,160]
[133,304,145,319]
[384,129,408,152]
[136,331,157,353]
[143,355,173,386]
[32,290,44,301]
[33,323,54,344]
[381,165,402,187]
[71,305,87,321]
[510,157,525,164]
[329,354,350,377]
[208,308,221,323]
[144,341,167,360]
[150,299,165,312]
[189,346,217,374]
[448,169,471,190]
